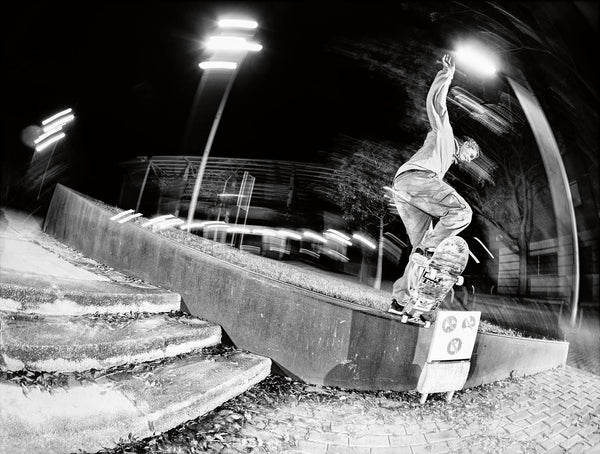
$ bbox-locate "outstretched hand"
[442,54,455,75]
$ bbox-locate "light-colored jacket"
[396,66,458,180]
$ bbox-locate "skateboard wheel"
[456,276,464,286]
[424,321,431,328]
[401,315,408,323]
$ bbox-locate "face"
[458,143,478,163]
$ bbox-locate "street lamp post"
[455,44,580,326]
[186,18,262,226]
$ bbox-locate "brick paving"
[225,365,600,454]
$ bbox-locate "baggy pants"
[391,170,472,302]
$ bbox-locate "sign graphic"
[427,311,481,362]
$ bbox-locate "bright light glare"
[35,132,65,152]
[43,114,75,133]
[325,229,351,241]
[110,209,134,221]
[218,19,258,29]
[205,35,262,52]
[141,214,175,228]
[454,44,498,77]
[180,221,226,231]
[302,230,327,244]
[352,233,377,250]
[34,125,63,144]
[118,213,143,224]
[199,61,238,70]
[277,229,302,241]
[155,218,184,230]
[42,108,72,125]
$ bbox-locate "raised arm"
[426,54,455,131]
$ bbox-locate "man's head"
[457,137,480,163]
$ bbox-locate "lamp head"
[454,43,498,78]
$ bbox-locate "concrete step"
[0,349,271,454]
[0,271,181,314]
[0,312,221,372]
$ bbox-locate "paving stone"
[369,447,412,454]
[295,439,328,454]
[410,442,450,453]
[365,423,407,436]
[389,434,427,447]
[347,434,389,448]
[325,445,369,454]
[507,408,533,422]
[539,433,569,451]
[307,430,350,445]
[526,412,548,424]
[424,429,459,444]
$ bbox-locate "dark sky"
[3,1,597,205]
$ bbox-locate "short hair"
[462,136,480,158]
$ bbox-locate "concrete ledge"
[44,185,570,391]
[0,351,271,454]
[0,312,221,371]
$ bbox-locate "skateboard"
[397,236,469,328]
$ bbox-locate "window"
[528,253,558,276]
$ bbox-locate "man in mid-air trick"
[389,54,480,316]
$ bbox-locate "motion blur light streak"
[205,36,262,52]
[41,108,72,126]
[473,236,495,259]
[199,61,238,70]
[352,233,377,250]
[42,114,75,132]
[109,209,134,221]
[325,229,351,241]
[302,230,327,244]
[34,126,63,145]
[218,19,258,29]
[34,132,65,152]
[154,218,184,231]
[117,212,143,224]
[141,214,175,228]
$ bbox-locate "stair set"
[0,271,271,453]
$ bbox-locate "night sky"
[3,1,597,206]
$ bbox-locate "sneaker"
[388,298,405,315]
[411,247,435,267]
[421,311,437,323]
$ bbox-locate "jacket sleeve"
[426,67,454,132]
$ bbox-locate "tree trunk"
[374,217,384,290]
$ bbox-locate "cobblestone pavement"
[224,365,599,454]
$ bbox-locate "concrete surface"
[0,205,272,453]
[0,351,271,454]
[43,184,570,391]
[0,311,221,371]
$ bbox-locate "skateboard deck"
[398,236,469,328]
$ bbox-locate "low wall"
[44,185,569,391]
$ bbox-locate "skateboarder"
[389,54,480,315]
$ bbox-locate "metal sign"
[427,311,481,362]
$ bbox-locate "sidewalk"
[1,207,599,453]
